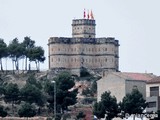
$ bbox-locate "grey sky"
[0,0,160,75]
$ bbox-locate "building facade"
[146,76,160,112]
[97,72,155,102]
[48,17,119,75]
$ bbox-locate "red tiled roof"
[147,76,160,84]
[122,72,155,81]
[113,72,156,81]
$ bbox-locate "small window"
[58,58,60,62]
[150,86,159,96]
[105,48,107,51]
[58,48,60,51]
[105,58,107,62]
[148,102,156,108]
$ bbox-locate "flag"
[84,9,86,19]
[90,10,94,19]
[87,10,90,19]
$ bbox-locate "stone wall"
[0,117,47,120]
[48,37,119,75]
[97,73,125,102]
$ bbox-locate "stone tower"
[72,19,96,38]
[48,11,119,76]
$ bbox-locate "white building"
[97,72,155,102]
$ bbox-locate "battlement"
[48,37,119,46]
[72,19,96,26]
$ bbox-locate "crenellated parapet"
[48,37,119,46]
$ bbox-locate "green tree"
[3,83,20,115]
[20,83,45,106]
[18,102,36,120]
[22,36,35,71]
[0,38,7,72]
[45,72,78,114]
[120,88,147,120]
[0,105,7,118]
[93,91,119,120]
[27,46,45,71]
[26,75,42,89]
[8,38,25,72]
[93,102,106,119]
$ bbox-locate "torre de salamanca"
[48,11,119,76]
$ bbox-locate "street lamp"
[51,80,56,120]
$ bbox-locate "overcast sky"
[0,0,160,75]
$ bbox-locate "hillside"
[0,70,99,120]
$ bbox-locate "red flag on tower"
[84,9,86,19]
[87,10,90,19]
[90,10,94,19]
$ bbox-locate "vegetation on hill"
[0,71,79,120]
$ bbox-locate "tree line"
[93,89,159,120]
[0,72,78,120]
[0,36,45,72]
